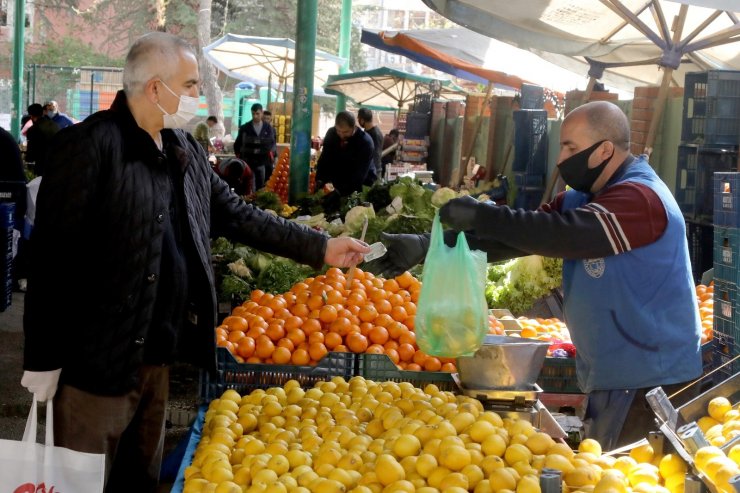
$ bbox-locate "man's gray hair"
[123,32,195,96]
[573,101,631,151]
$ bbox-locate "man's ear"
[143,79,160,104]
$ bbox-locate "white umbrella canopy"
[203,34,345,94]
[420,0,740,91]
[324,67,467,111]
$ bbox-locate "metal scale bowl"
[454,335,564,436]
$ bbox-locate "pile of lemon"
[691,396,740,493]
[181,376,712,493]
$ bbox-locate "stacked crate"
[0,203,13,312]
[675,70,740,283]
[512,109,548,209]
[712,172,740,378]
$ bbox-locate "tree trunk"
[197,0,224,136]
[154,0,166,30]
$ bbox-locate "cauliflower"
[227,258,252,278]
[485,256,563,314]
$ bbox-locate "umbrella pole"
[643,67,673,157]
[267,73,272,108]
[460,82,493,188]
[583,76,598,101]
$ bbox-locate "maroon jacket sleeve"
[471,182,667,259]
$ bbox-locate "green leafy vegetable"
[485,256,563,315]
[253,190,283,213]
[220,274,253,302]
[345,205,376,234]
[255,260,314,294]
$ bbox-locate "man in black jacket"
[24,103,60,176]
[20,32,368,492]
[358,107,383,182]
[316,111,375,196]
[234,103,276,190]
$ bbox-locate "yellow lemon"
[517,474,542,493]
[482,433,508,457]
[505,444,533,466]
[548,442,575,460]
[579,439,603,457]
[708,397,732,422]
[663,472,685,493]
[393,434,421,459]
[714,462,740,492]
[438,472,470,490]
[614,456,638,476]
[440,445,472,471]
[480,411,504,428]
[565,466,600,487]
[544,453,576,474]
[697,416,720,434]
[658,454,687,480]
[628,464,659,487]
[375,454,405,486]
[526,432,556,455]
[480,455,506,475]
[461,464,486,489]
[630,444,655,464]
[469,420,499,443]
[488,467,517,491]
[474,479,493,493]
[694,446,726,470]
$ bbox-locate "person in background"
[20,32,369,492]
[193,115,218,152]
[369,101,702,451]
[43,100,75,129]
[316,111,375,196]
[0,126,29,290]
[25,103,60,176]
[262,110,279,169]
[234,103,276,190]
[357,108,382,184]
[381,128,400,179]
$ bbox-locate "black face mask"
[558,140,613,193]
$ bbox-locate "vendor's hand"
[365,232,430,278]
[325,237,371,268]
[439,195,481,232]
[21,369,62,402]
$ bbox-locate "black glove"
[365,232,430,278]
[439,195,481,232]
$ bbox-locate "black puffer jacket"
[23,91,328,395]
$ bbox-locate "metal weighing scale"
[454,335,567,438]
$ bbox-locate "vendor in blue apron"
[235,103,276,191]
[370,101,703,451]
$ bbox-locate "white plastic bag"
[0,397,105,493]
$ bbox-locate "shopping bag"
[0,397,105,493]
[414,213,489,357]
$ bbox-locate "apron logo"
[14,483,59,493]
[583,258,605,278]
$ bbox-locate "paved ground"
[0,291,200,492]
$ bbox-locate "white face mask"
[156,80,199,129]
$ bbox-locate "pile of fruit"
[696,283,713,344]
[216,268,489,372]
[183,376,720,493]
[691,395,740,493]
[266,150,290,204]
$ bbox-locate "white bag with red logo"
[0,397,105,493]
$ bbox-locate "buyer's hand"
[365,232,429,278]
[324,237,371,268]
[439,195,482,232]
[21,369,62,401]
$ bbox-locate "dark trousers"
[252,164,266,191]
[53,366,169,493]
[584,379,699,452]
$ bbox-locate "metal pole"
[267,73,272,109]
[10,0,26,140]
[31,64,36,106]
[336,0,352,112]
[289,0,318,203]
[90,71,95,117]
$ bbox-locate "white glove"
[21,369,62,401]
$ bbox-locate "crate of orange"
[199,347,355,402]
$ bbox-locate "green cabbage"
[345,205,376,234]
[431,187,458,208]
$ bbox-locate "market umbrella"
[203,34,345,97]
[323,67,466,113]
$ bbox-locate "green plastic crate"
[537,357,581,394]
[199,348,356,402]
[357,353,457,391]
